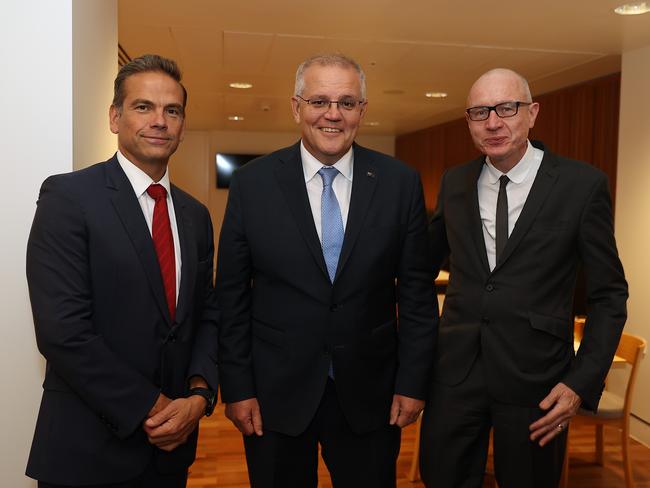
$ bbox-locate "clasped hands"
[142,391,207,452]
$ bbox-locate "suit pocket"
[529,312,572,343]
[252,319,285,348]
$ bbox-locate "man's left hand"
[143,396,206,452]
[389,394,424,428]
[529,382,581,447]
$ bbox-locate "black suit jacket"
[429,141,628,411]
[216,142,436,436]
[25,156,219,485]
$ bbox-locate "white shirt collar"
[116,150,172,198]
[484,140,537,185]
[300,141,354,183]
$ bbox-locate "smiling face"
[466,69,539,172]
[291,64,366,166]
[109,71,185,176]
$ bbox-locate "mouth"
[142,135,171,145]
[484,137,508,145]
[319,127,342,134]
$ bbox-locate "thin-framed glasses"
[466,101,532,121]
[295,95,365,112]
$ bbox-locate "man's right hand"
[148,393,172,417]
[225,398,263,436]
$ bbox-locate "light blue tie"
[318,166,344,283]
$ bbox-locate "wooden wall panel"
[396,73,621,211]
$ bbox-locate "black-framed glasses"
[295,95,365,112]
[466,101,531,121]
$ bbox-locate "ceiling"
[118,0,650,136]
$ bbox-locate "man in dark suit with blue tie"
[26,54,219,488]
[216,53,437,487]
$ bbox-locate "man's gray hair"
[294,53,367,100]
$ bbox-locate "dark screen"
[216,153,259,188]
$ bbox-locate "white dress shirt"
[301,142,353,243]
[117,151,182,303]
[478,141,544,271]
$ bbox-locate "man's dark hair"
[112,54,187,111]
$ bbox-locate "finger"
[538,388,561,411]
[252,406,264,436]
[538,422,568,447]
[529,404,564,432]
[389,399,400,426]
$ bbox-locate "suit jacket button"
[330,304,339,312]
[485,283,494,292]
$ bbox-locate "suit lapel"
[466,158,491,276]
[492,150,559,273]
[171,186,196,325]
[105,157,172,325]
[274,143,330,280]
[335,144,377,282]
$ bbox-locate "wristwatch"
[188,387,216,417]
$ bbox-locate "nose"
[150,108,168,128]
[323,101,343,119]
[485,109,503,130]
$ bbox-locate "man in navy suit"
[216,53,437,488]
[26,54,219,488]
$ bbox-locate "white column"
[0,2,116,486]
[616,43,650,445]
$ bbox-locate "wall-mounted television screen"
[216,153,260,188]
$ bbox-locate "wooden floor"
[189,403,650,487]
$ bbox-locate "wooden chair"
[561,332,647,488]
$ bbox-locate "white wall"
[72,0,118,168]
[1,2,72,486]
[0,2,116,486]
[616,43,650,445]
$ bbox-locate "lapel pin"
[366,171,376,178]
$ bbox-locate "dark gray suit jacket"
[429,141,628,411]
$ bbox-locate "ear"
[528,102,540,128]
[290,97,301,124]
[109,105,120,134]
[359,100,368,120]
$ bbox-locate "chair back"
[616,333,646,417]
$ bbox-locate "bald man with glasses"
[216,53,436,488]
[420,68,628,488]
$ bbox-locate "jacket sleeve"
[215,174,257,402]
[26,176,160,439]
[563,173,628,411]
[187,205,220,391]
[394,170,438,400]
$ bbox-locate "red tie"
[147,184,176,322]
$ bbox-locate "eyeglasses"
[466,101,531,121]
[295,95,365,112]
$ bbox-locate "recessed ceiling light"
[228,115,245,121]
[425,92,448,98]
[614,2,650,14]
[364,121,380,127]
[229,82,253,89]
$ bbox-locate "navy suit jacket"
[26,156,219,485]
[216,142,437,436]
